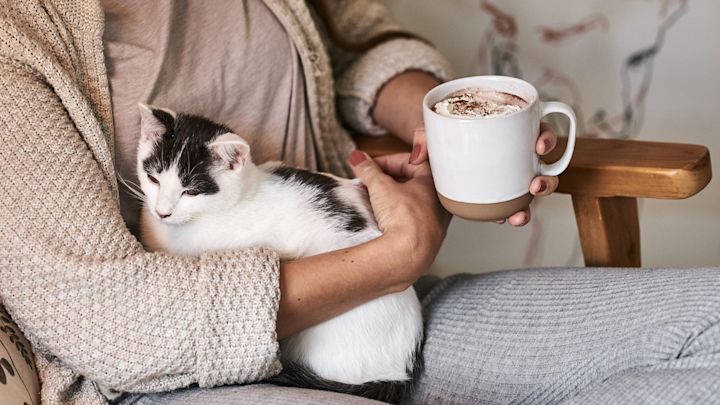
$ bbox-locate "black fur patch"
[266,361,409,404]
[271,166,367,233]
[142,110,232,195]
[266,337,423,403]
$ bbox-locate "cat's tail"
[265,357,420,404]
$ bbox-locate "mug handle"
[538,101,577,176]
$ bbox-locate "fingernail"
[348,150,367,166]
[537,181,547,193]
[543,139,551,154]
[410,144,421,163]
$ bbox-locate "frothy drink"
[433,88,528,118]
[423,76,577,221]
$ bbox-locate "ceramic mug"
[422,76,577,221]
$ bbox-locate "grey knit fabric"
[561,368,720,405]
[123,267,720,405]
[408,268,720,405]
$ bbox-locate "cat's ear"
[209,133,251,171]
[138,103,175,141]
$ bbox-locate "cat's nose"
[156,210,172,219]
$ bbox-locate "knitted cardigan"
[0,0,451,403]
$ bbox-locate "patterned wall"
[472,0,686,140]
[386,0,719,274]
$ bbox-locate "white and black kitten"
[134,103,422,402]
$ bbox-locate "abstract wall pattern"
[474,0,689,140]
[471,0,690,265]
[386,0,719,274]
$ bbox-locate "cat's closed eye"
[147,174,159,184]
[183,190,200,196]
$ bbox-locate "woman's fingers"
[375,153,431,179]
[401,121,556,230]
[529,175,559,196]
[409,121,429,165]
[536,122,558,155]
[507,209,531,227]
[348,150,393,191]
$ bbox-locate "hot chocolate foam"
[433,88,528,118]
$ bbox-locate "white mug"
[422,76,577,221]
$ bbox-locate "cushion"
[123,383,386,404]
[0,303,40,405]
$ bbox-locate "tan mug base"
[438,192,534,221]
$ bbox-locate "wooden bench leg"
[571,196,641,267]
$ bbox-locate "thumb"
[348,150,391,190]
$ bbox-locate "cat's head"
[137,103,251,225]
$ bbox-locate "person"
[0,1,718,404]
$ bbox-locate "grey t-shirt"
[102,0,317,234]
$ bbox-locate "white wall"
[384,0,720,276]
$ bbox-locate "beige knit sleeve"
[0,61,282,393]
[335,38,453,135]
[313,0,453,135]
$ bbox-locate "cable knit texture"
[335,39,453,135]
[407,268,720,405]
[314,0,454,135]
[0,55,282,400]
[0,0,451,403]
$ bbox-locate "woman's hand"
[409,122,560,226]
[348,150,451,286]
[277,152,448,338]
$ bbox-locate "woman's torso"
[102,0,318,235]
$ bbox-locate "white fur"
[136,117,422,385]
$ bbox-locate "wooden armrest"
[354,134,713,268]
[544,137,711,199]
[354,135,712,200]
[354,134,410,158]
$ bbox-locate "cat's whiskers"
[174,138,189,170]
[186,147,192,178]
[160,141,166,171]
[186,158,202,180]
[117,173,146,204]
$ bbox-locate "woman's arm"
[277,152,450,339]
[371,70,440,144]
[0,61,446,392]
[313,0,453,136]
[0,61,281,391]
[277,235,406,339]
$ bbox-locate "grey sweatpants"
[123,267,720,405]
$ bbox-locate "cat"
[133,103,423,402]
